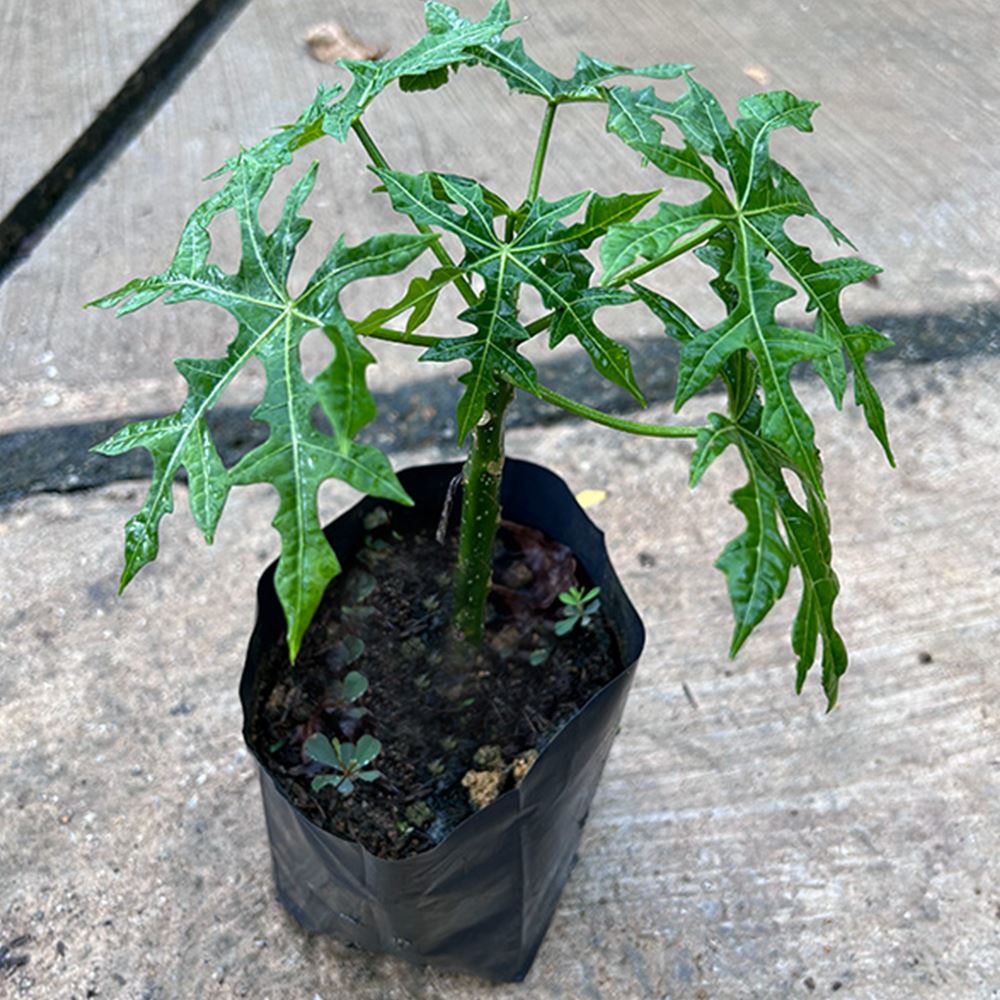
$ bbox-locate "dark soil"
[248,506,625,860]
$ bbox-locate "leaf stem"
[527,103,558,203]
[352,324,443,349]
[513,379,701,438]
[355,327,701,439]
[351,120,479,307]
[601,221,726,287]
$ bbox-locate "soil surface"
[249,506,625,859]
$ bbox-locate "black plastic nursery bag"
[240,459,646,981]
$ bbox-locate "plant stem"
[351,121,478,307]
[449,104,561,646]
[452,381,514,644]
[527,104,558,203]
[352,326,703,439]
[516,380,701,438]
[351,324,442,349]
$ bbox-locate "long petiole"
[512,378,701,439]
[358,327,702,439]
[526,103,558,203]
[351,121,479,307]
[353,324,443,350]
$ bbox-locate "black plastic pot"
[240,459,645,982]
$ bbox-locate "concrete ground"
[1,1,998,998]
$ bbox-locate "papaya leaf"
[691,404,848,707]
[674,236,832,493]
[88,156,436,659]
[373,166,647,419]
[741,214,894,462]
[322,0,513,141]
[608,74,890,469]
[464,34,690,103]
[354,266,461,336]
[600,193,729,284]
[556,190,661,250]
[420,278,539,442]
[717,446,792,657]
[776,486,847,710]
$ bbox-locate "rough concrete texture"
[2,359,999,998]
[2,0,998,425]
[2,0,999,997]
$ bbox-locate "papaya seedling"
[304,733,383,795]
[90,0,894,709]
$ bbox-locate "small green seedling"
[304,732,382,795]
[333,669,370,720]
[555,587,601,636]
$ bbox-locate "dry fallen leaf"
[304,22,386,64]
[743,64,771,86]
[575,489,607,509]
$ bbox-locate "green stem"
[352,324,443,350]
[453,381,514,644]
[355,324,702,438]
[351,119,390,168]
[351,121,478,308]
[449,104,561,645]
[600,221,726,287]
[527,103,558,203]
[516,380,701,438]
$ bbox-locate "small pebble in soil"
[512,749,539,784]
[462,769,504,810]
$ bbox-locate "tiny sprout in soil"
[554,586,602,636]
[304,732,383,796]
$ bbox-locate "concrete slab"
[0,0,193,216]
[1,357,998,998]
[2,0,997,429]
[2,0,999,996]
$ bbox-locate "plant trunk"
[452,382,514,643]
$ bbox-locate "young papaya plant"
[89,1,894,709]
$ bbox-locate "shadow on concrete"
[2,301,997,506]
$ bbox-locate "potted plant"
[89,0,895,982]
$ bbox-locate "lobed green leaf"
[89,155,435,658]
[373,165,647,417]
[322,1,513,141]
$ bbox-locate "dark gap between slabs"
[0,0,251,284]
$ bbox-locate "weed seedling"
[555,586,601,636]
[304,733,382,795]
